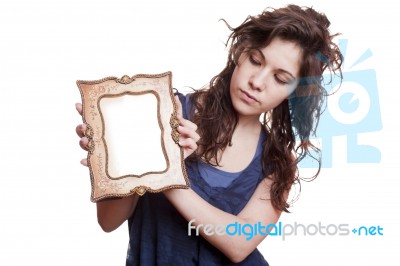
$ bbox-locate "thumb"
[75,103,83,115]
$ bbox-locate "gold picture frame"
[77,72,189,202]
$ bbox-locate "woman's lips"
[240,89,258,104]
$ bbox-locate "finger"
[179,137,197,149]
[177,117,198,131]
[174,95,183,118]
[179,138,198,159]
[177,126,200,142]
[75,103,83,115]
[79,137,89,151]
[80,158,88,167]
[76,124,87,138]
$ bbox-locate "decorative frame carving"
[77,72,189,202]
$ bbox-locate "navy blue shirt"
[126,93,269,265]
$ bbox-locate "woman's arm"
[76,96,200,232]
[164,177,283,263]
[75,103,136,232]
[95,195,139,232]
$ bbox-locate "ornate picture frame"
[77,72,189,202]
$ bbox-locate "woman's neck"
[236,115,261,133]
[214,115,261,172]
[228,115,261,147]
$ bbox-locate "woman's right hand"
[76,103,138,232]
[174,95,200,159]
[75,103,89,166]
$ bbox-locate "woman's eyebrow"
[254,49,265,59]
[255,49,296,79]
[277,69,296,79]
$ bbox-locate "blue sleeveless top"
[126,93,269,265]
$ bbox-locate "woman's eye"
[249,55,261,66]
[275,75,288,85]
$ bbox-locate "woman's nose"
[249,70,268,91]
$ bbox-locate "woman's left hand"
[174,95,200,159]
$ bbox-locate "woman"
[76,4,342,265]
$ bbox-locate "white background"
[1,0,399,265]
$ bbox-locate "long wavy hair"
[188,5,343,212]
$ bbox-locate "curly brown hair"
[188,5,343,212]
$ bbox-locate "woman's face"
[230,37,302,119]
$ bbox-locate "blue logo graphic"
[298,39,382,167]
[188,219,384,241]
